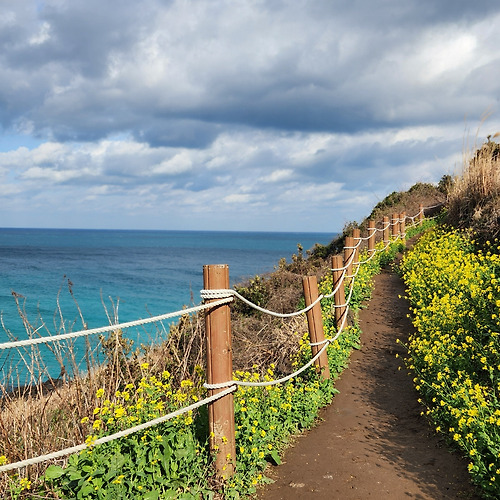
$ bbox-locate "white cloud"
[29,21,51,45]
[21,166,81,182]
[151,151,193,175]
[260,169,294,183]
[279,182,344,204]
[223,193,261,204]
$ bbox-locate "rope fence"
[0,202,441,478]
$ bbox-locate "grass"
[447,134,500,241]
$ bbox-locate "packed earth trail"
[257,265,481,500]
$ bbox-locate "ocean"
[0,228,334,382]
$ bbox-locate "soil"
[256,262,482,499]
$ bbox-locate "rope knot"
[200,289,235,300]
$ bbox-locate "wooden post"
[368,220,376,253]
[344,236,355,277]
[332,255,347,332]
[383,216,390,245]
[419,203,424,225]
[352,228,361,267]
[203,264,236,478]
[391,213,399,239]
[303,276,330,380]
[400,212,406,243]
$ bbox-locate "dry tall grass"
[447,134,500,240]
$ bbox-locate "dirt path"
[257,267,481,499]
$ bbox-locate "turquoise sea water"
[0,228,334,382]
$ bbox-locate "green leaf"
[175,447,190,460]
[143,491,160,500]
[80,483,94,496]
[44,465,65,480]
[69,470,83,481]
[159,490,178,500]
[270,450,281,465]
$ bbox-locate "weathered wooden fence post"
[352,228,361,266]
[344,236,355,278]
[383,216,390,245]
[368,220,376,253]
[332,255,347,332]
[400,212,406,243]
[419,203,424,225]
[203,264,236,478]
[303,276,330,380]
[391,213,399,239]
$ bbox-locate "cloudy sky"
[0,0,499,232]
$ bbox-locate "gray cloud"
[0,0,499,231]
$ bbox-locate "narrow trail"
[257,265,481,499]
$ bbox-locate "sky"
[0,0,499,233]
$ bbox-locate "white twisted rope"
[390,217,404,226]
[322,268,347,299]
[333,267,358,308]
[331,244,358,272]
[356,247,379,265]
[206,278,354,389]
[345,258,363,280]
[357,233,375,242]
[424,202,444,210]
[372,221,392,233]
[0,297,233,351]
[0,385,237,473]
[201,289,323,318]
[343,237,363,250]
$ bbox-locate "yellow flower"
[19,478,31,490]
[114,407,126,419]
[85,435,97,447]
